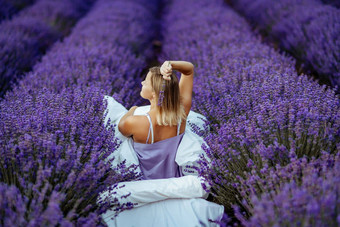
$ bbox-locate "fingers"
[160,67,172,76]
[161,73,171,80]
[167,62,172,69]
[167,63,172,71]
[160,70,171,80]
[161,61,171,71]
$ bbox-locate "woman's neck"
[149,99,157,112]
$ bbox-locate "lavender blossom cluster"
[229,0,340,91]
[0,0,157,225]
[0,0,96,99]
[159,0,340,224]
[0,0,36,22]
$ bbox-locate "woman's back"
[133,111,185,180]
[131,109,186,144]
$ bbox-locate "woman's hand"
[160,61,172,80]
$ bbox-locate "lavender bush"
[0,0,96,99]
[228,0,340,91]
[0,0,35,22]
[234,152,340,226]
[159,0,340,223]
[1,0,158,225]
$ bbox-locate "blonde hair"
[149,66,187,126]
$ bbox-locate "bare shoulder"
[118,115,147,137]
[130,115,148,123]
[124,115,146,128]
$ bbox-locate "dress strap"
[177,120,181,136]
[145,113,154,144]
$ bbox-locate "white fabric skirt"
[102,198,224,227]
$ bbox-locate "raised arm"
[163,60,194,115]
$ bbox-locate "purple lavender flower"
[0,183,28,226]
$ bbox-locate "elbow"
[184,63,194,75]
[189,62,194,70]
[189,63,194,74]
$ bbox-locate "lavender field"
[0,0,339,226]
[0,0,98,98]
[229,0,340,92]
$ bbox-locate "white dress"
[98,96,224,227]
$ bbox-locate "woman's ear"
[151,91,156,101]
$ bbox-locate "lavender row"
[0,0,36,22]
[229,0,340,91]
[159,0,340,224]
[0,0,96,99]
[0,0,158,225]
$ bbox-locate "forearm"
[170,61,194,75]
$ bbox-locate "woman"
[118,60,193,180]
[100,60,224,227]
